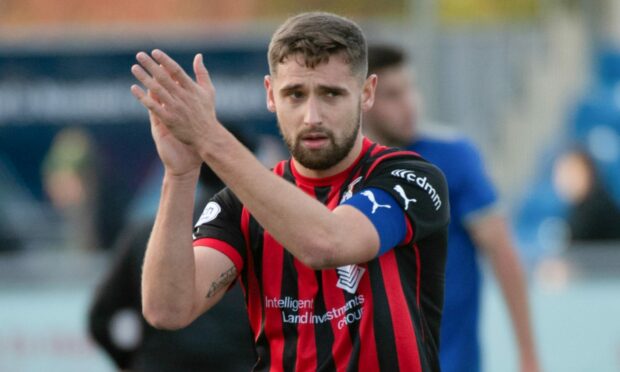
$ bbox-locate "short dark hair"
[268,12,368,79]
[367,44,407,76]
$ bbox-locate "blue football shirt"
[408,128,497,372]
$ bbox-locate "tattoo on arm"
[206,266,237,298]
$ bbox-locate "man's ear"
[264,75,276,113]
[361,74,378,112]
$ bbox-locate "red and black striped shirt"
[194,138,449,371]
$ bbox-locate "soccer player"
[130,12,450,371]
[363,44,539,372]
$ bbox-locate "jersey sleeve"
[193,187,246,273]
[452,140,498,223]
[363,157,450,243]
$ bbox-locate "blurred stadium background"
[1,0,619,371]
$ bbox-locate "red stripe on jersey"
[193,238,244,273]
[321,270,354,372]
[364,150,419,179]
[294,259,318,371]
[380,251,422,372]
[368,141,421,158]
[399,216,414,246]
[241,207,262,341]
[356,268,380,371]
[274,161,286,176]
[263,232,285,371]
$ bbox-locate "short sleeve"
[363,157,450,242]
[452,140,498,222]
[193,188,246,273]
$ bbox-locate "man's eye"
[326,91,340,97]
[289,91,304,99]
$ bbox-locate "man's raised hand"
[130,50,219,149]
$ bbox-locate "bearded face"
[279,108,360,170]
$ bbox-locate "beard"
[279,110,361,170]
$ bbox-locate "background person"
[362,44,539,372]
[552,147,620,242]
[88,139,257,371]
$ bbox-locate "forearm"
[198,127,362,268]
[474,216,538,366]
[141,170,199,328]
[488,242,538,363]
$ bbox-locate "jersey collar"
[289,137,374,187]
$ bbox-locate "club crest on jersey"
[195,201,222,227]
[340,176,363,204]
[336,264,365,294]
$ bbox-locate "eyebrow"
[279,84,304,95]
[279,83,349,95]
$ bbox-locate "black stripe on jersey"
[311,185,338,371]
[313,271,336,371]
[253,297,271,372]
[281,251,299,372]
[282,160,296,184]
[344,288,361,372]
[368,259,400,372]
[314,185,331,205]
[394,246,432,371]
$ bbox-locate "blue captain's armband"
[341,187,407,256]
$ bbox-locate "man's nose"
[304,96,322,126]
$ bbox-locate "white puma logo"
[360,190,392,214]
[394,184,417,210]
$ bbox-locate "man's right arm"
[141,171,236,330]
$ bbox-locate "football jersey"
[194,138,450,371]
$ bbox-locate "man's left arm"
[457,139,539,372]
[468,213,540,372]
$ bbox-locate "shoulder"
[415,125,484,168]
[364,151,448,200]
[418,125,479,154]
[360,149,450,239]
[362,143,445,182]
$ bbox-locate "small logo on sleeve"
[391,169,442,210]
[394,184,417,210]
[360,190,392,214]
[195,201,222,227]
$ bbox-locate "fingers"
[133,51,182,96]
[193,53,213,90]
[151,49,194,88]
[130,84,167,119]
[131,63,175,105]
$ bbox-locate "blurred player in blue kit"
[363,44,540,372]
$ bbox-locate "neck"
[292,135,364,179]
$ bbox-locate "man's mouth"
[300,132,329,149]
